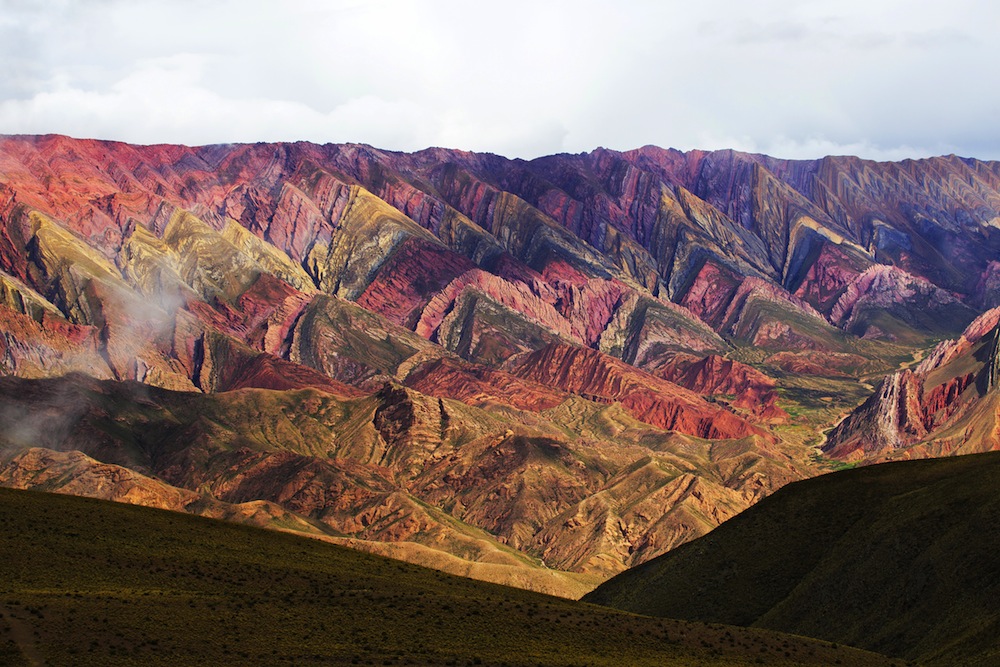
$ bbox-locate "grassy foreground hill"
[585,452,1000,666]
[0,487,898,667]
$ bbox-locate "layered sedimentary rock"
[404,357,567,411]
[828,265,977,342]
[0,446,324,533]
[4,134,1000,593]
[0,373,808,588]
[507,343,764,440]
[653,354,787,421]
[826,309,1000,459]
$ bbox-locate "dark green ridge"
[0,486,897,667]
[585,451,1000,667]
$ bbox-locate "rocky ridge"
[825,306,1000,459]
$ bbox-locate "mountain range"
[2,134,1000,596]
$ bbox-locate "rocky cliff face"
[824,370,929,459]
[825,310,1000,459]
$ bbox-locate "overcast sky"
[1,0,998,161]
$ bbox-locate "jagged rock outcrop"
[824,370,928,459]
[829,264,977,341]
[826,315,1000,459]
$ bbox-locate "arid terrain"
[2,135,1000,598]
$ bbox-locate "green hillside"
[585,452,1000,666]
[0,487,897,667]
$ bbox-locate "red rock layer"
[920,373,975,428]
[254,181,340,263]
[678,260,743,328]
[720,277,829,348]
[670,355,787,422]
[196,273,313,356]
[415,268,578,343]
[829,264,971,333]
[723,277,824,327]
[404,357,567,412]
[355,238,475,329]
[508,343,764,440]
[551,278,630,346]
[216,352,365,398]
[0,305,112,378]
[792,242,866,312]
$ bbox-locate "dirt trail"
[0,605,44,666]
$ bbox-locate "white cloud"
[1,0,1000,160]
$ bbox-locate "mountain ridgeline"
[1,134,1000,594]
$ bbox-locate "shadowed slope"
[0,486,897,667]
[585,452,1000,666]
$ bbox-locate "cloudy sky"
[2,0,998,160]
